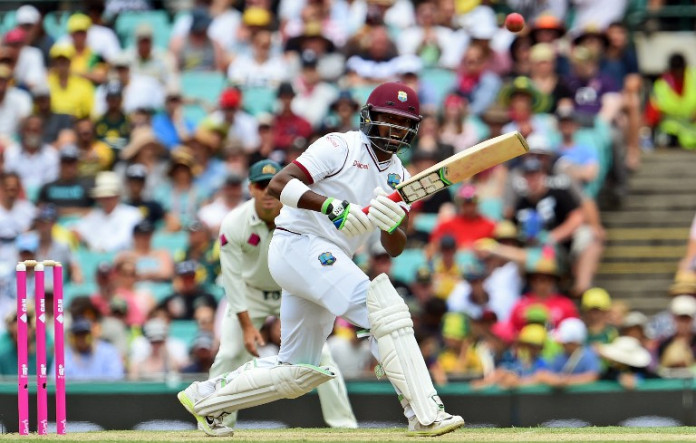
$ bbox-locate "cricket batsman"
[179,82,465,436]
[206,159,357,436]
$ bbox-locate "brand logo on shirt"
[387,173,401,189]
[318,252,336,266]
[353,160,369,170]
[397,91,408,102]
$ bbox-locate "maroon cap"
[365,82,421,122]
[4,28,27,45]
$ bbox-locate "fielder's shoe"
[178,383,234,437]
[407,411,465,437]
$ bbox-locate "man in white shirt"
[124,24,178,87]
[0,64,32,141]
[0,171,36,240]
[291,50,338,128]
[227,29,287,88]
[203,88,259,152]
[197,174,244,234]
[73,171,143,252]
[2,28,46,91]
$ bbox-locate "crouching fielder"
[178,82,465,436]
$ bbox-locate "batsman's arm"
[268,163,326,212]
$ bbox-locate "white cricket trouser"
[210,281,357,428]
[268,231,377,366]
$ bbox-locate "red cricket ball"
[505,13,525,33]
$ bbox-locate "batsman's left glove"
[322,197,373,237]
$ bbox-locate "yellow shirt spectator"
[47,72,94,119]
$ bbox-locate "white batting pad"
[193,361,335,417]
[367,274,440,426]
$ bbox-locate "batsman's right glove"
[321,197,373,237]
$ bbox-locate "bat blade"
[363,132,529,213]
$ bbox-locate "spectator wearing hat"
[15,5,53,66]
[59,13,108,84]
[72,118,114,178]
[529,43,574,114]
[598,336,654,389]
[430,235,462,300]
[321,90,361,134]
[273,81,313,152]
[446,260,494,319]
[129,317,188,380]
[429,184,496,251]
[177,220,219,287]
[366,240,411,297]
[439,91,487,154]
[33,205,83,286]
[408,267,436,315]
[0,171,36,240]
[3,27,46,91]
[172,7,225,72]
[159,261,217,320]
[4,115,59,194]
[184,128,227,198]
[0,63,32,140]
[118,127,167,197]
[117,220,174,283]
[198,174,244,233]
[151,86,195,150]
[555,107,600,187]
[37,145,94,214]
[123,163,164,226]
[181,331,218,374]
[31,85,74,146]
[656,295,696,375]
[201,87,259,152]
[104,0,151,18]
[291,50,339,128]
[397,1,462,69]
[83,1,121,63]
[508,256,579,333]
[227,28,287,88]
[154,147,206,232]
[73,171,143,252]
[94,81,131,153]
[621,311,652,349]
[124,23,177,87]
[456,43,502,116]
[582,287,619,346]
[500,76,556,140]
[47,43,95,119]
[57,316,124,380]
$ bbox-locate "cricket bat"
[363,131,529,213]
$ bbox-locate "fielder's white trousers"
[210,271,357,428]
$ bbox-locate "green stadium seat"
[137,282,173,302]
[152,230,189,256]
[391,248,427,284]
[115,11,171,49]
[241,87,276,116]
[169,320,198,345]
[1,11,16,34]
[63,282,98,303]
[420,68,457,107]
[181,71,226,102]
[43,11,70,40]
[183,104,208,126]
[412,213,438,234]
[75,249,117,284]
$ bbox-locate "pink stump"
[16,263,29,435]
[35,263,47,435]
[53,264,66,435]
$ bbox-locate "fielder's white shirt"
[219,199,279,314]
[276,131,410,257]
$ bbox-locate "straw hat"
[91,171,121,198]
[597,337,651,368]
[120,127,163,161]
[669,271,696,296]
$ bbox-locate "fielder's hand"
[368,187,406,233]
[322,197,372,237]
[242,325,265,357]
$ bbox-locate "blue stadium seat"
[75,249,117,284]
[43,11,70,40]
[169,320,198,345]
[420,68,457,107]
[137,282,173,302]
[151,230,189,257]
[63,282,98,303]
[180,72,226,122]
[412,213,438,234]
[115,11,171,49]
[183,104,208,125]
[391,248,427,284]
[241,87,276,116]
[1,11,16,34]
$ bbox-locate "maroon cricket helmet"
[360,82,422,154]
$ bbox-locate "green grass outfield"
[2,428,696,443]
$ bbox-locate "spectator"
[180,220,219,288]
[117,220,174,283]
[47,44,94,119]
[181,331,218,374]
[529,43,573,114]
[73,171,143,252]
[129,306,189,373]
[118,127,167,198]
[397,1,461,69]
[3,27,47,91]
[198,173,244,233]
[173,8,225,72]
[430,235,462,300]
[273,82,313,152]
[31,86,74,146]
[84,0,121,63]
[98,297,130,359]
[58,317,124,380]
[566,46,622,124]
[74,118,114,178]
[292,50,338,128]
[569,0,628,34]
[581,288,619,345]
[36,145,94,215]
[554,107,600,187]
[187,128,227,197]
[227,28,287,88]
[3,115,59,195]
[500,76,555,140]
[124,24,177,87]
[152,86,194,150]
[366,240,410,297]
[0,63,32,140]
[0,171,36,240]
[620,311,651,347]
[203,87,259,152]
[15,5,53,66]
[507,35,533,80]
[129,318,187,380]
[321,90,361,134]
[508,256,579,332]
[33,205,83,285]
[429,184,496,251]
[345,25,401,83]
[112,256,153,326]
[597,336,654,389]
[657,295,696,376]
[158,261,217,320]
[327,320,374,379]
[154,147,207,232]
[537,318,601,386]
[193,303,216,336]
[123,164,165,226]
[90,263,123,320]
[439,92,486,154]
[446,262,493,319]
[62,13,107,84]
[0,304,45,375]
[94,81,131,154]
[413,114,454,162]
[456,43,502,116]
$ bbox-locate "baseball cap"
[277,82,295,97]
[521,156,544,174]
[176,260,197,276]
[70,318,92,334]
[32,84,51,98]
[556,106,578,122]
[191,332,215,351]
[414,267,432,284]
[300,49,318,68]
[135,23,153,39]
[133,220,155,235]
[67,13,91,33]
[369,241,389,258]
[518,324,547,347]
[622,311,648,329]
[219,88,242,109]
[36,205,58,222]
[186,220,207,233]
[526,132,557,156]
[143,318,168,342]
[555,318,587,344]
[248,159,281,183]
[16,5,41,25]
[581,287,612,311]
[190,8,212,32]
[104,81,123,97]
[242,7,272,27]
[60,144,80,161]
[457,184,477,201]
[670,295,696,317]
[439,235,456,251]
[125,163,148,180]
[524,304,549,325]
[4,28,27,45]
[50,43,76,60]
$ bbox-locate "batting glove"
[368,187,406,233]
[322,198,373,237]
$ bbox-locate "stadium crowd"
[0,0,695,390]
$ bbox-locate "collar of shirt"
[248,200,266,227]
[361,131,394,169]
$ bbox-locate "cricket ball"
[505,13,525,33]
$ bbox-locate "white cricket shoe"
[407,410,465,437]
[178,383,234,437]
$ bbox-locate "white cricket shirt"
[276,131,411,257]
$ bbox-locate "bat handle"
[362,191,404,214]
